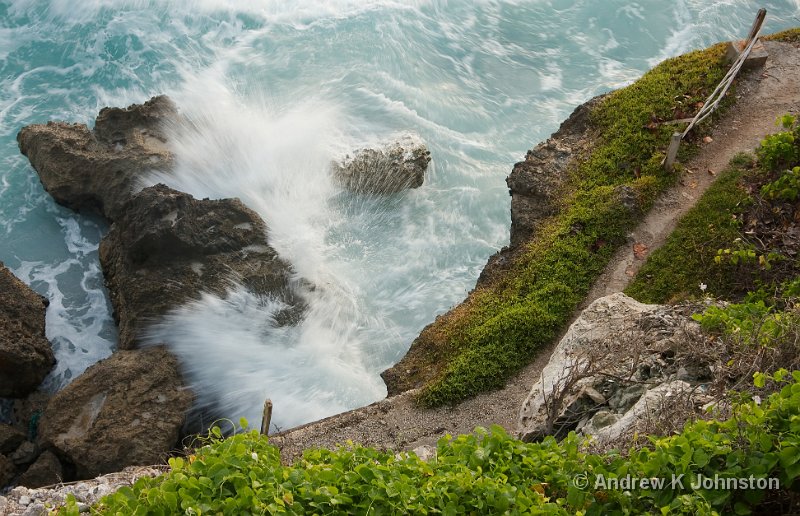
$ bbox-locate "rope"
[681,9,767,139]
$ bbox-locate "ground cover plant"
[64,365,800,515]
[404,43,732,406]
[627,114,800,304]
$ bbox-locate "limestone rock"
[517,293,708,443]
[38,346,192,479]
[0,263,54,398]
[17,451,63,489]
[332,134,430,194]
[17,96,177,221]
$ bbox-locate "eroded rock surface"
[517,293,712,444]
[100,183,303,350]
[332,134,431,194]
[0,263,54,398]
[17,96,177,221]
[38,346,192,479]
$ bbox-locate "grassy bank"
[406,42,730,406]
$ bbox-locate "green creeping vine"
[63,372,800,515]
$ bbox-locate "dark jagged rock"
[0,424,26,454]
[38,346,191,479]
[0,263,55,398]
[17,96,177,221]
[19,96,305,351]
[332,135,431,194]
[381,96,603,395]
[0,453,15,487]
[505,94,603,247]
[100,183,303,350]
[17,96,306,477]
[17,451,63,488]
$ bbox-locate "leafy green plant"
[761,166,800,201]
[63,372,800,515]
[757,115,799,171]
[714,244,783,270]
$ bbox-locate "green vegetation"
[409,43,730,406]
[625,161,753,303]
[67,371,800,515]
[765,28,800,43]
[628,114,800,304]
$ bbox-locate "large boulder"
[17,96,176,221]
[100,184,304,350]
[517,293,712,444]
[0,263,55,397]
[38,346,192,479]
[331,134,431,194]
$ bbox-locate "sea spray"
[2,0,799,427]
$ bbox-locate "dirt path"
[272,40,800,459]
[586,39,800,303]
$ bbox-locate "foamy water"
[1,0,798,429]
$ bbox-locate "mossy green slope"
[625,156,754,304]
[406,43,729,406]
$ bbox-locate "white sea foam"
[3,0,800,430]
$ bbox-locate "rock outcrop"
[17,95,176,221]
[99,183,303,350]
[517,293,713,444]
[505,94,603,247]
[332,134,431,194]
[381,97,601,394]
[38,346,192,479]
[16,96,309,480]
[0,263,55,398]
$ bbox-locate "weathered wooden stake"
[664,132,682,171]
[261,398,273,435]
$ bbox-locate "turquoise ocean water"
[1,0,798,430]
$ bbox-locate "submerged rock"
[17,96,177,221]
[0,263,55,398]
[332,134,431,194]
[516,293,709,444]
[38,346,191,479]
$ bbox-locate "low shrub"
[67,371,800,515]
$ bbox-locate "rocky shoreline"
[0,96,433,495]
[1,34,796,512]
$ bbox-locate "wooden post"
[261,398,273,435]
[664,132,682,171]
[746,9,767,46]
